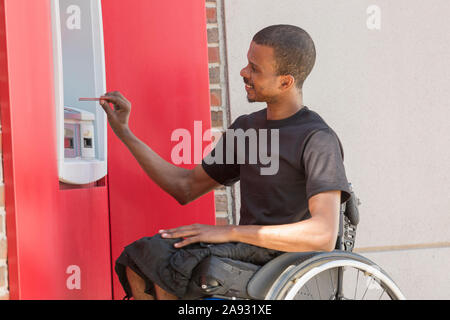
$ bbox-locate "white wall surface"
[223,0,450,299]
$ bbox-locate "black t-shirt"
[202,106,351,226]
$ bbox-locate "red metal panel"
[102,0,216,299]
[0,0,111,299]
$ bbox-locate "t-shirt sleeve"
[201,116,243,186]
[302,128,351,203]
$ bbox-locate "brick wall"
[0,121,8,300]
[206,0,236,226]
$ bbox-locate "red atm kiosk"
[0,0,215,299]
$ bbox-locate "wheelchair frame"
[197,184,406,300]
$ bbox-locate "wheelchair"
[187,184,406,300]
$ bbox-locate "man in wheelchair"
[101,25,355,300]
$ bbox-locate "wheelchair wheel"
[265,253,405,300]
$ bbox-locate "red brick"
[209,66,220,84]
[208,46,220,64]
[0,184,4,207]
[215,217,228,226]
[215,194,228,212]
[0,266,6,287]
[0,239,6,260]
[207,28,219,43]
[206,8,217,23]
[210,89,222,106]
[214,185,226,191]
[211,111,223,128]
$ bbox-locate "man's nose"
[240,65,249,78]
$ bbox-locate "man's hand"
[159,224,235,248]
[99,91,132,138]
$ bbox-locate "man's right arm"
[100,91,220,205]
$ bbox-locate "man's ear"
[280,75,295,90]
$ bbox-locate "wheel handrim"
[272,259,405,300]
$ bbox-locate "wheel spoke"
[304,283,313,300]
[354,270,360,299]
[329,270,335,293]
[361,276,374,300]
[378,287,386,300]
[329,270,337,300]
[315,276,322,300]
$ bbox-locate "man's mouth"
[244,81,254,90]
[243,78,254,89]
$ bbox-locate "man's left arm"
[159,189,341,252]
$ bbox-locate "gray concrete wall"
[223,0,450,299]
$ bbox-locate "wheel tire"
[265,252,405,300]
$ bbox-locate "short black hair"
[252,25,316,89]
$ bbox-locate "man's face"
[240,41,282,103]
